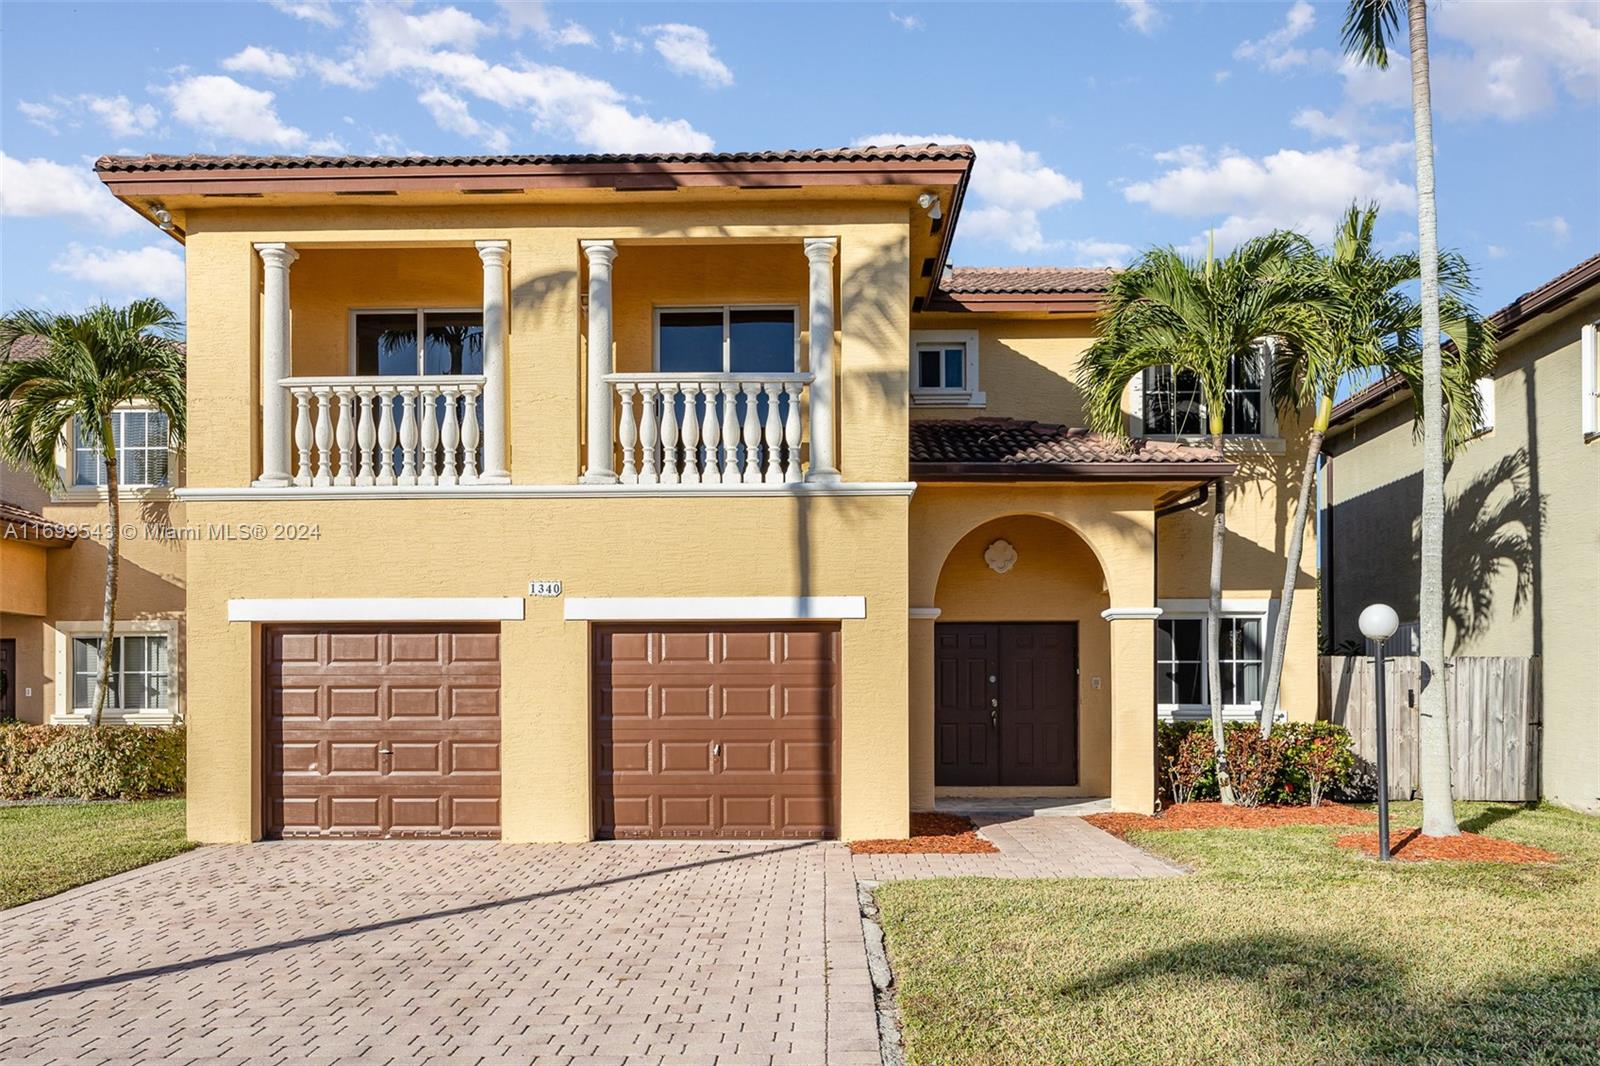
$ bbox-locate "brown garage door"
[593,624,839,840]
[265,624,501,839]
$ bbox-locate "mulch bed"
[849,812,999,855]
[1336,827,1561,864]
[1085,801,1375,840]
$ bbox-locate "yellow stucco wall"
[0,540,48,617]
[180,199,913,843]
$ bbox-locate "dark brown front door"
[593,624,839,839]
[935,623,1078,787]
[264,624,501,839]
[0,639,15,723]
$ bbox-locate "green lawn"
[0,798,193,909]
[877,803,1600,1065]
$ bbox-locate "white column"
[581,240,619,484]
[475,240,511,483]
[254,242,297,486]
[803,237,840,483]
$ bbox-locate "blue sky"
[2,0,1596,320]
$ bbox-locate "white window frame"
[1130,344,1277,440]
[909,329,984,407]
[1155,598,1277,722]
[1582,322,1599,440]
[347,307,483,375]
[53,403,176,501]
[52,619,180,726]
[652,305,801,373]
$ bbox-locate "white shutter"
[1583,323,1599,437]
[1128,371,1146,437]
[1474,376,1496,434]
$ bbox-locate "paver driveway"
[0,840,878,1066]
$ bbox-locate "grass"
[876,802,1600,1065]
[0,798,193,909]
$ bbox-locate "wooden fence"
[1319,656,1541,801]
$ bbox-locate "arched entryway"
[928,515,1112,797]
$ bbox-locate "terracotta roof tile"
[95,144,975,174]
[0,500,76,546]
[940,266,1116,295]
[910,418,1229,479]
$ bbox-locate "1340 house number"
[528,580,563,597]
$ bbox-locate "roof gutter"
[911,460,1236,482]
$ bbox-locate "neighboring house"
[0,368,188,727]
[94,144,1318,844]
[1321,252,1600,814]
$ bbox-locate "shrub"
[0,723,185,800]
[1274,722,1356,806]
[1158,721,1218,804]
[1224,725,1286,808]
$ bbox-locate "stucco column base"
[579,471,619,486]
[1103,606,1160,815]
[251,474,293,489]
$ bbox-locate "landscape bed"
[850,812,998,855]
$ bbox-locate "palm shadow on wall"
[1415,447,1545,654]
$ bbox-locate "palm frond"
[1342,0,1403,68]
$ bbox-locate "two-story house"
[93,143,1319,843]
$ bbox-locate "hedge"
[0,724,186,800]
[1158,720,1355,807]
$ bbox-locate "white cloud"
[1213,69,1231,84]
[0,153,141,233]
[18,100,61,130]
[418,87,510,152]
[1123,143,1415,248]
[1233,1,1328,72]
[1530,215,1571,243]
[52,243,186,303]
[1153,144,1207,167]
[644,24,733,88]
[305,54,372,90]
[610,31,643,53]
[1068,239,1137,268]
[84,95,159,138]
[1116,0,1162,35]
[859,133,1083,253]
[498,1,594,47]
[222,45,300,80]
[1486,244,1509,260]
[268,0,340,28]
[160,74,319,149]
[889,12,923,30]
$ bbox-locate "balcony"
[281,375,487,486]
[606,372,812,485]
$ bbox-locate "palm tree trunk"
[91,418,120,728]
[1408,0,1459,837]
[1208,431,1236,804]
[1259,394,1331,734]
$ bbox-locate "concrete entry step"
[933,795,1112,818]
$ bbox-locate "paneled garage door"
[265,624,501,839]
[593,624,839,840]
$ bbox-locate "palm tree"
[0,300,185,726]
[1257,202,1492,733]
[1079,232,1323,804]
[1343,0,1459,836]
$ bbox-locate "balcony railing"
[607,372,812,485]
[281,375,487,487]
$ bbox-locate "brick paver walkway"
[0,840,875,1066]
[851,814,1184,881]
[1,815,1174,1064]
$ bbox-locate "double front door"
[935,622,1078,787]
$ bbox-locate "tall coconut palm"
[0,300,185,726]
[1257,202,1492,734]
[1079,232,1323,804]
[1343,0,1458,836]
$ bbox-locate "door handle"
[712,742,721,758]
[990,707,998,728]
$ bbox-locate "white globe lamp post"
[1359,603,1400,860]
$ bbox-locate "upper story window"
[1140,351,1266,436]
[352,309,484,376]
[909,330,984,407]
[655,306,798,374]
[1582,322,1599,439]
[72,409,170,489]
[1471,376,1496,437]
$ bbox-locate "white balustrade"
[606,373,812,486]
[280,375,487,489]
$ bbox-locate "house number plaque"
[528,580,563,597]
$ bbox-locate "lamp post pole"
[1359,602,1399,862]
[1374,633,1391,861]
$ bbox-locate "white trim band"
[1100,607,1164,621]
[1158,598,1271,614]
[909,607,942,620]
[228,597,526,622]
[564,596,866,621]
[178,482,918,501]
